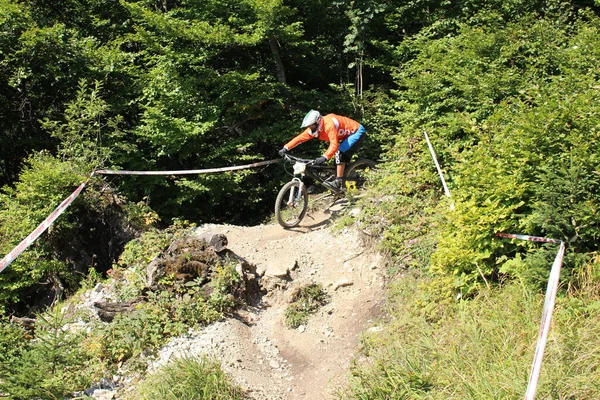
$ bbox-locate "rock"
[235,262,244,276]
[256,264,267,276]
[197,232,228,252]
[146,256,162,287]
[10,316,36,330]
[263,259,291,279]
[370,253,386,270]
[91,389,115,400]
[146,235,223,286]
[93,300,140,322]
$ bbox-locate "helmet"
[300,110,321,129]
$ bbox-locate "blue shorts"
[336,125,366,164]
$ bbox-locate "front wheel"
[275,180,308,228]
[344,159,377,192]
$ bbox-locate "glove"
[314,156,328,165]
[278,148,287,157]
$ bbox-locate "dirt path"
[153,198,387,399]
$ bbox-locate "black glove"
[314,156,327,165]
[278,148,287,157]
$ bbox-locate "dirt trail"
[153,198,387,400]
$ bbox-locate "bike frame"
[275,154,376,228]
[282,154,337,190]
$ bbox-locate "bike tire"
[344,159,377,191]
[275,180,309,228]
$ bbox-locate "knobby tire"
[275,180,308,228]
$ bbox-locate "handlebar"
[282,153,315,165]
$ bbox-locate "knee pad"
[335,150,351,165]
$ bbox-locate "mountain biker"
[278,110,367,192]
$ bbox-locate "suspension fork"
[287,177,305,205]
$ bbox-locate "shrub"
[128,356,245,400]
[88,255,242,372]
[284,283,329,328]
[0,306,106,399]
[368,8,600,297]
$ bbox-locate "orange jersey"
[284,114,361,159]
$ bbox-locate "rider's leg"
[336,163,346,179]
[335,126,366,192]
[333,152,348,192]
[336,125,367,183]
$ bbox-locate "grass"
[284,283,329,328]
[340,266,600,400]
[128,356,245,400]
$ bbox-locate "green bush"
[365,8,600,297]
[0,306,106,399]
[0,153,88,314]
[88,257,241,371]
[284,283,329,328]
[128,356,245,400]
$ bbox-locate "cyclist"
[278,110,367,192]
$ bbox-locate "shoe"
[323,178,344,194]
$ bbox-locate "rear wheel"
[275,180,308,228]
[344,159,377,191]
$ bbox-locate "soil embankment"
[153,200,387,400]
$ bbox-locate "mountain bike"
[275,154,377,228]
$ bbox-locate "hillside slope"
[142,200,387,400]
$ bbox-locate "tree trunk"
[269,36,287,85]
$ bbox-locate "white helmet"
[300,110,321,129]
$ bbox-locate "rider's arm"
[284,128,314,150]
[322,126,340,159]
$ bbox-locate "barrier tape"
[495,233,565,400]
[95,159,279,176]
[421,131,566,398]
[496,232,561,244]
[0,159,280,274]
[0,181,88,274]
[423,131,453,209]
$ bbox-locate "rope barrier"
[94,159,279,176]
[423,131,567,397]
[0,159,280,273]
[0,151,570,400]
[495,233,565,400]
[0,181,89,273]
[423,131,453,209]
[495,232,561,244]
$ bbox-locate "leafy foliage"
[284,283,329,328]
[129,356,245,400]
[0,306,106,399]
[360,6,600,298]
[430,13,600,295]
[0,225,245,396]
[0,154,88,314]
